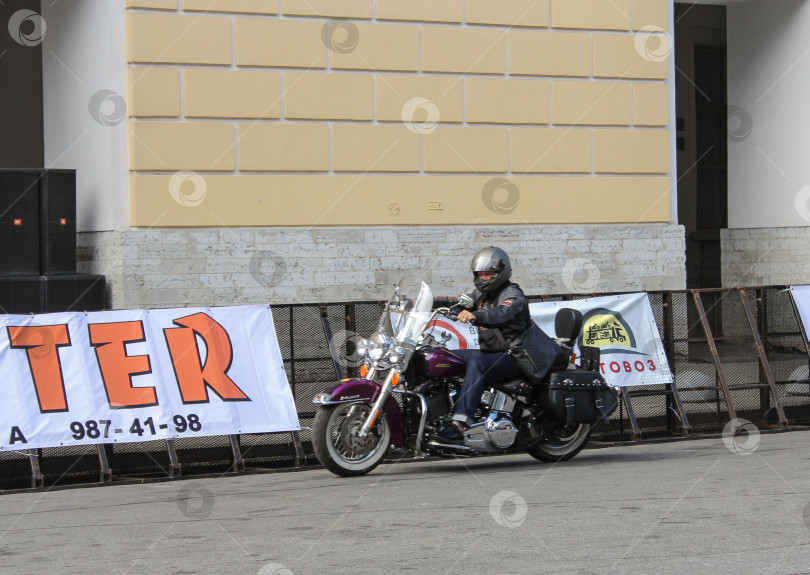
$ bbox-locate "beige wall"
[125,0,672,227]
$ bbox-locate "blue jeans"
[449,349,521,423]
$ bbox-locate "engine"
[462,414,518,452]
[456,390,518,452]
[412,380,454,421]
[412,362,519,454]
[486,416,519,449]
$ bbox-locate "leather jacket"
[468,282,536,352]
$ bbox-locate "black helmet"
[471,246,512,294]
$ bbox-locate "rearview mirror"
[458,294,474,309]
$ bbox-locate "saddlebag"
[543,371,619,427]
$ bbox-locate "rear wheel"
[526,423,591,463]
[312,402,391,477]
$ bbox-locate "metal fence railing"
[3,286,809,491]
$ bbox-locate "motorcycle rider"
[435,246,558,444]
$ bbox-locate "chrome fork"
[358,369,396,437]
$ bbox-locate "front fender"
[313,378,404,448]
[313,378,382,404]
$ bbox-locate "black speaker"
[40,169,77,275]
[0,170,41,276]
[0,276,45,314]
[43,274,106,313]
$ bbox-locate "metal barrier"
[2,286,809,490]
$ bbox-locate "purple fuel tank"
[424,348,467,378]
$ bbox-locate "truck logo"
[579,308,637,351]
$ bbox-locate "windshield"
[377,282,434,343]
[395,282,433,342]
[376,286,402,334]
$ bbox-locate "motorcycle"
[312,282,619,477]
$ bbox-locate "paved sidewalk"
[1,430,810,575]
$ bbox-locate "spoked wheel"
[526,423,591,463]
[312,401,391,477]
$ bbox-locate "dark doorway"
[675,3,728,290]
[691,45,728,287]
[675,3,728,334]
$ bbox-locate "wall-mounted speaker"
[0,170,41,276]
[40,169,77,275]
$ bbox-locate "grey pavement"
[2,430,810,575]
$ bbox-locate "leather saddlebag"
[544,371,619,427]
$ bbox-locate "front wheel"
[312,402,391,477]
[526,423,591,463]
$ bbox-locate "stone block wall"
[79,223,685,308]
[722,228,810,287]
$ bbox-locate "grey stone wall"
[78,224,686,309]
[722,227,810,287]
[76,231,125,309]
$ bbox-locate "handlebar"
[435,307,454,320]
[433,305,467,322]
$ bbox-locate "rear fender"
[313,378,404,448]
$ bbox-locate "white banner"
[0,305,299,451]
[791,285,810,325]
[529,293,673,387]
[417,293,670,387]
[790,286,810,344]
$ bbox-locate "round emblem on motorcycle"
[387,202,400,216]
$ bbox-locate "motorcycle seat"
[494,345,572,395]
[492,378,533,396]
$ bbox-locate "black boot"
[434,420,468,444]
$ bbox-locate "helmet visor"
[471,253,501,273]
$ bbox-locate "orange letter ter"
[89,321,157,408]
[8,325,71,413]
[164,312,249,404]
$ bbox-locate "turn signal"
[360,365,368,378]
[391,373,400,386]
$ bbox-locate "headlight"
[368,333,391,361]
[387,346,406,365]
[352,337,368,360]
